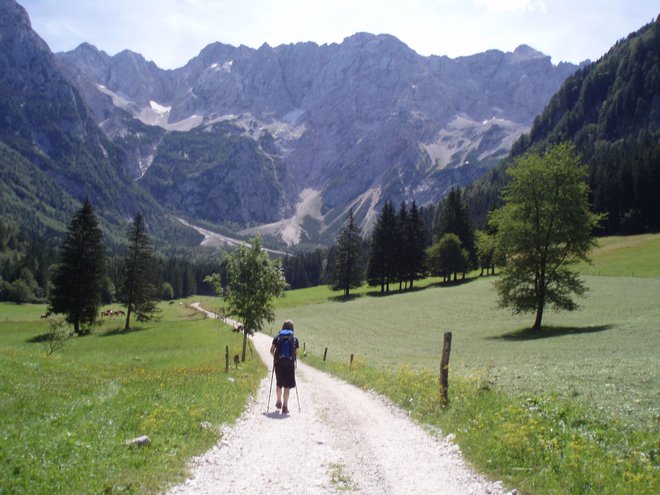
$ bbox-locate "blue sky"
[20,0,659,69]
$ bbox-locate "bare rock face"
[54,26,581,244]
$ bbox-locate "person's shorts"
[274,359,296,388]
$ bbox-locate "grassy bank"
[0,302,263,495]
[303,354,657,494]
[578,233,660,277]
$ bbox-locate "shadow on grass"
[425,277,477,290]
[27,329,90,343]
[328,276,481,301]
[26,333,51,343]
[329,293,366,303]
[489,324,613,341]
[100,325,151,337]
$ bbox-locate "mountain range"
[1,0,583,248]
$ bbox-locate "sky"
[20,0,659,70]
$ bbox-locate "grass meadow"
[0,302,262,495]
[265,234,659,494]
[1,233,658,494]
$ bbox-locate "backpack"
[276,329,295,360]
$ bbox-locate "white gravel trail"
[167,307,511,494]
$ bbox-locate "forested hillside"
[467,17,660,234]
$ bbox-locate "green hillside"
[467,17,660,233]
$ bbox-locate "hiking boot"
[281,405,289,414]
[275,401,282,409]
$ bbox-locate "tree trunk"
[241,329,247,362]
[533,287,545,329]
[124,304,132,330]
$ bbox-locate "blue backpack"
[276,329,295,360]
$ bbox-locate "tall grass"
[0,302,263,495]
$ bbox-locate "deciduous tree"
[206,236,287,361]
[491,143,603,329]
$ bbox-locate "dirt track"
[167,307,511,494]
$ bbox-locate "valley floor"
[167,328,510,494]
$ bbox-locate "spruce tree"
[395,202,408,290]
[121,212,159,330]
[367,200,397,292]
[331,208,364,297]
[49,199,105,335]
[405,201,427,287]
[437,188,476,265]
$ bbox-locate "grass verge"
[0,302,263,495]
[303,353,658,494]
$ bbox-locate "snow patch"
[209,60,233,72]
[150,100,171,115]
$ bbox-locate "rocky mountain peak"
[44,14,581,246]
[512,44,547,60]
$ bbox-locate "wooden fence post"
[225,345,229,373]
[323,347,328,362]
[439,332,452,406]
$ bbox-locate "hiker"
[270,319,299,414]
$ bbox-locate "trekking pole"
[266,364,275,413]
[295,360,301,412]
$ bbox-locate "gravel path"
[167,307,511,494]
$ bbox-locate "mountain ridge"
[2,0,584,248]
[55,30,580,245]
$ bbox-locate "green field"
[0,302,262,495]
[273,275,660,430]
[578,233,660,277]
[1,234,658,494]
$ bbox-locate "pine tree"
[121,212,160,330]
[367,200,397,292]
[331,208,364,297]
[405,201,427,287]
[437,188,476,266]
[49,199,105,335]
[395,202,408,290]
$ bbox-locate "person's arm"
[270,343,276,356]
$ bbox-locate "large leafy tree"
[206,236,287,362]
[49,199,105,335]
[121,212,159,330]
[491,143,603,329]
[331,208,364,297]
[426,233,469,283]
